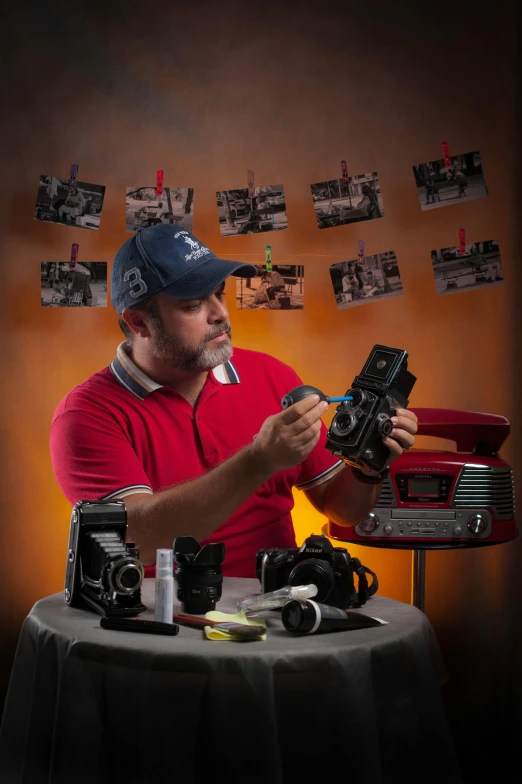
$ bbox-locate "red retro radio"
[328,408,517,547]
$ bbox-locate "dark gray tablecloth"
[0,578,462,784]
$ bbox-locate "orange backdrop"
[1,1,521,776]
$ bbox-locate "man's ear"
[120,307,152,339]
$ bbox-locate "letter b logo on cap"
[125,268,148,299]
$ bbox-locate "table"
[0,578,462,784]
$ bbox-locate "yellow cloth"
[204,610,267,641]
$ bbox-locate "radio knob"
[452,525,463,537]
[468,514,487,535]
[383,524,393,536]
[361,513,379,533]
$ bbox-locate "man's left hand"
[382,408,418,463]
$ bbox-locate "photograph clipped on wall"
[126,187,194,232]
[329,251,404,310]
[413,151,488,211]
[216,185,288,237]
[35,175,105,230]
[310,173,383,229]
[235,264,304,310]
[431,240,503,296]
[40,262,108,307]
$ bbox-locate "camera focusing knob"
[467,514,487,535]
[376,413,394,437]
[361,513,379,533]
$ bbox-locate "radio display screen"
[408,477,440,497]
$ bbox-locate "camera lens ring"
[331,411,357,438]
[287,559,335,603]
[109,557,144,595]
[346,388,366,410]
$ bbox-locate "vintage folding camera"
[256,534,376,609]
[64,500,146,617]
[326,344,417,473]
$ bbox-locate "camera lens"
[346,389,366,410]
[288,559,335,603]
[331,412,357,437]
[175,566,223,614]
[109,557,144,595]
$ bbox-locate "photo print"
[310,172,384,230]
[126,187,194,232]
[430,240,503,296]
[329,251,404,310]
[235,264,304,310]
[216,185,288,237]
[35,175,106,230]
[413,151,488,211]
[41,262,108,307]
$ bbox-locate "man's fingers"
[280,394,324,423]
[280,397,329,432]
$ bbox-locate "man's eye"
[185,302,201,311]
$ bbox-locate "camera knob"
[467,514,487,535]
[383,524,394,536]
[361,513,379,533]
[376,414,394,437]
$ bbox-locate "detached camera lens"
[331,412,357,437]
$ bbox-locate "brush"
[173,613,266,640]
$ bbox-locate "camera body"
[256,534,359,609]
[64,500,146,617]
[326,344,417,473]
[173,536,225,614]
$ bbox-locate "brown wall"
[1,2,520,780]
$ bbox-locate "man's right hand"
[250,394,329,474]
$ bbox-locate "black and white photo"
[310,172,384,229]
[235,264,304,309]
[35,175,106,230]
[430,240,503,296]
[329,250,404,310]
[41,262,108,307]
[413,151,488,211]
[216,185,288,237]
[126,187,194,232]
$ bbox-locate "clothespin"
[70,243,79,269]
[341,160,349,185]
[265,245,272,273]
[357,240,364,264]
[69,164,78,191]
[156,170,164,197]
[247,170,255,200]
[458,228,466,255]
[441,142,451,169]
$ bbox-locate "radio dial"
[361,513,379,533]
[452,525,463,537]
[383,524,393,536]
[468,514,487,535]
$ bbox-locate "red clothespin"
[247,170,255,200]
[357,240,364,264]
[458,228,466,255]
[441,142,451,169]
[341,160,349,185]
[70,243,79,269]
[156,170,164,197]
[265,245,272,273]
[69,164,78,191]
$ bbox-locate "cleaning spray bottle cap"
[156,548,173,579]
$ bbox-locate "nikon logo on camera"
[304,548,323,553]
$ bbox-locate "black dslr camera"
[173,536,225,614]
[256,534,377,609]
[64,500,146,617]
[326,344,416,473]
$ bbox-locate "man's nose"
[208,294,229,321]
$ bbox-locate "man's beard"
[150,320,233,373]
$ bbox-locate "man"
[58,187,86,223]
[49,225,417,577]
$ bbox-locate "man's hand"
[250,394,328,474]
[382,408,418,463]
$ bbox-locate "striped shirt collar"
[110,342,241,401]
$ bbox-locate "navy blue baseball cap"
[111,225,258,314]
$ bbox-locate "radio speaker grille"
[376,476,397,507]
[452,465,515,520]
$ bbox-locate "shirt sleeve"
[49,406,153,506]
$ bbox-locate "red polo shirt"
[50,344,344,577]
